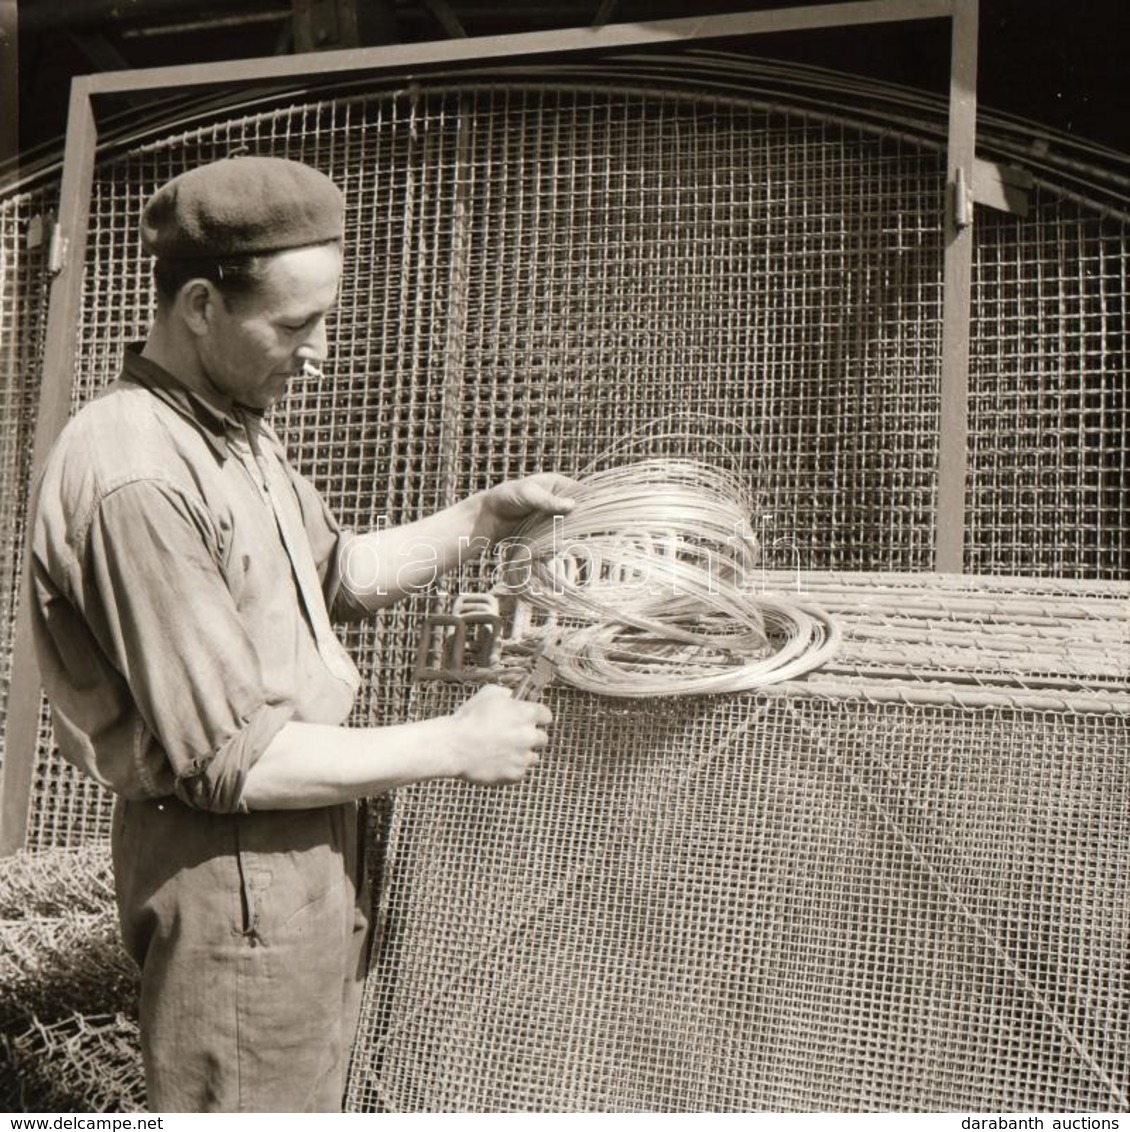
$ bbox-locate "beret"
[140,156,344,259]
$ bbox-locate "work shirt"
[31,344,365,813]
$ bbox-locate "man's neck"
[140,319,232,411]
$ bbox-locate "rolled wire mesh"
[0,843,141,1113]
[0,844,129,1031]
[0,910,137,1031]
[777,572,1129,707]
[2,1013,145,1113]
[347,575,1129,1113]
[0,840,116,919]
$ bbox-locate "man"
[30,156,576,1112]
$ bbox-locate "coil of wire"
[497,459,840,697]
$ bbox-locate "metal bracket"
[26,212,50,251]
[414,593,504,684]
[291,0,360,51]
[971,157,1032,218]
[952,159,1033,230]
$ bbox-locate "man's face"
[198,242,342,410]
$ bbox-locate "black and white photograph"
[0,0,1126,1119]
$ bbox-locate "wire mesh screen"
[0,65,1125,1114]
[348,575,1129,1112]
[442,88,944,566]
[18,83,955,847]
[969,187,1129,578]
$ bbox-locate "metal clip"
[47,221,68,275]
[29,212,68,275]
[953,167,974,230]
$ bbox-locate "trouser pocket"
[230,804,358,946]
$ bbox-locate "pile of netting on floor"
[0,844,144,1112]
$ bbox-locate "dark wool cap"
[140,156,344,259]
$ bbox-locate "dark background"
[4,0,1128,172]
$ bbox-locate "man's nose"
[297,318,329,364]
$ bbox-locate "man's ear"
[177,279,220,337]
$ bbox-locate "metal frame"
[0,0,979,853]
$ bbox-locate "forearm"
[239,717,459,809]
[337,493,494,612]
[239,682,549,808]
[334,473,576,617]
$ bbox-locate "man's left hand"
[479,473,579,542]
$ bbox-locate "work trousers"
[112,796,370,1113]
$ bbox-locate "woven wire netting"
[969,187,1129,577]
[19,83,954,847]
[348,579,1129,1112]
[0,69,1125,1115]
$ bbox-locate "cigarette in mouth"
[300,361,324,379]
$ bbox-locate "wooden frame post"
[1,80,98,854]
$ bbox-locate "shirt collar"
[121,343,244,460]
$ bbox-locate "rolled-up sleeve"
[78,478,293,812]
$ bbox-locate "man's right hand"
[451,683,551,786]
